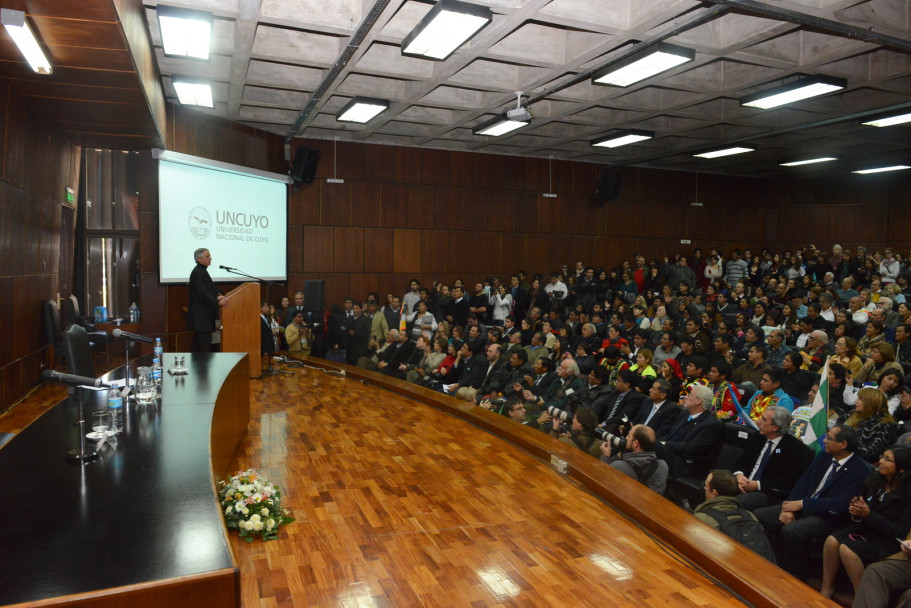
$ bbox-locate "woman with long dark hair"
[838,388,899,464]
[819,446,911,598]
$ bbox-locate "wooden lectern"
[221,282,261,377]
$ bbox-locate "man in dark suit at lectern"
[188,248,227,353]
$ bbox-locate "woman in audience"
[704,254,723,284]
[879,369,905,416]
[751,301,767,327]
[616,271,637,302]
[643,265,662,296]
[630,348,657,383]
[857,319,887,359]
[819,446,911,598]
[660,359,684,397]
[831,336,864,377]
[837,388,898,464]
[826,363,855,418]
[527,277,549,315]
[490,284,512,327]
[857,344,903,385]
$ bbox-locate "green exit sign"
[65,186,74,204]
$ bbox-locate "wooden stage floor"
[229,366,743,608]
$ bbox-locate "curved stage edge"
[296,356,836,608]
[0,353,249,608]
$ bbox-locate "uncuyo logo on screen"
[188,206,212,239]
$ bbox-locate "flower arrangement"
[218,469,294,542]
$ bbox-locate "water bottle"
[153,337,163,358]
[107,387,123,433]
[152,357,162,395]
[129,302,138,323]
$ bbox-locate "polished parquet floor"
[227,364,742,608]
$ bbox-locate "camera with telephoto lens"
[546,405,572,422]
[591,426,624,450]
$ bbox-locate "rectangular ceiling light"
[336,97,390,123]
[852,165,911,174]
[740,74,846,109]
[473,114,528,137]
[780,157,837,167]
[694,146,755,159]
[157,5,213,60]
[0,9,52,75]
[592,43,694,87]
[172,79,214,108]
[402,0,492,61]
[591,129,654,148]
[862,112,911,128]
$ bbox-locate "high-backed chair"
[65,295,111,365]
[63,324,96,379]
[43,299,65,369]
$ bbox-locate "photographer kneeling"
[600,424,668,494]
[550,406,603,457]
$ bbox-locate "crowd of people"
[266,243,911,606]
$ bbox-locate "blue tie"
[753,440,774,480]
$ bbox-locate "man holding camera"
[552,406,603,457]
[600,424,668,494]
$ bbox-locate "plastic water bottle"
[129,302,138,323]
[153,337,163,358]
[152,357,162,395]
[107,387,123,433]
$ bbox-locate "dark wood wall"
[0,84,80,408]
[140,105,911,349]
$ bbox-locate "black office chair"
[43,299,65,369]
[63,324,96,379]
[65,295,111,365]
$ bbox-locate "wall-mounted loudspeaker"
[303,280,325,312]
[290,145,321,187]
[597,168,622,202]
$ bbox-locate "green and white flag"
[803,357,830,452]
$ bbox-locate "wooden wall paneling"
[363,228,394,273]
[472,231,500,277]
[0,276,14,366]
[363,143,395,182]
[392,229,421,274]
[551,159,573,194]
[556,194,580,236]
[36,199,60,276]
[803,206,830,244]
[316,273,350,306]
[476,153,503,190]
[0,185,11,269]
[435,186,464,231]
[165,284,189,335]
[536,192,559,235]
[394,146,422,184]
[1,361,20,406]
[777,205,806,245]
[139,210,159,274]
[580,197,605,237]
[287,224,304,273]
[288,181,321,226]
[445,231,474,275]
[285,273,308,295]
[525,157,548,193]
[10,189,32,274]
[740,205,767,244]
[350,181,382,227]
[572,162,599,197]
[647,201,672,239]
[420,230,449,275]
[449,150,476,188]
[461,188,490,229]
[335,141,365,181]
[302,226,335,272]
[593,235,620,268]
[659,170,695,204]
[858,205,888,244]
[320,181,351,226]
[486,190,514,233]
[381,183,409,228]
[12,276,45,360]
[421,148,450,186]
[512,191,537,236]
[348,273,378,301]
[501,155,526,192]
[619,196,648,239]
[0,84,8,171]
[334,227,364,273]
[407,184,435,230]
[139,272,166,335]
[524,231,551,275]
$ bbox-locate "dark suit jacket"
[387,341,415,369]
[789,450,870,519]
[460,353,490,389]
[599,389,645,428]
[260,315,273,354]
[530,371,558,398]
[346,314,372,364]
[187,262,219,331]
[633,398,681,438]
[661,409,724,461]
[479,358,511,395]
[734,433,811,502]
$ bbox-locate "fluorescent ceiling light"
[473,114,528,137]
[402,0,492,60]
[336,97,389,123]
[862,112,911,128]
[592,43,694,87]
[694,146,755,159]
[0,9,52,75]
[591,130,654,148]
[172,79,214,108]
[157,5,213,60]
[780,157,837,167]
[741,74,846,109]
[852,165,911,174]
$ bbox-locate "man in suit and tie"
[754,425,870,579]
[598,368,645,433]
[524,358,584,426]
[631,379,681,439]
[655,383,723,479]
[285,291,305,326]
[733,406,811,511]
[345,301,372,366]
[260,301,275,355]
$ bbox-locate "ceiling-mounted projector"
[507,107,532,121]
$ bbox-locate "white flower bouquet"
[218,469,294,542]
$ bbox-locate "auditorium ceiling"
[1,0,911,177]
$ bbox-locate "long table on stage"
[0,353,250,608]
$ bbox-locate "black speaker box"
[597,168,622,202]
[303,280,325,312]
[290,145,321,185]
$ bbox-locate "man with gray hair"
[188,247,227,352]
[732,406,810,511]
[656,383,723,479]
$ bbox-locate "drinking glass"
[87,410,110,440]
